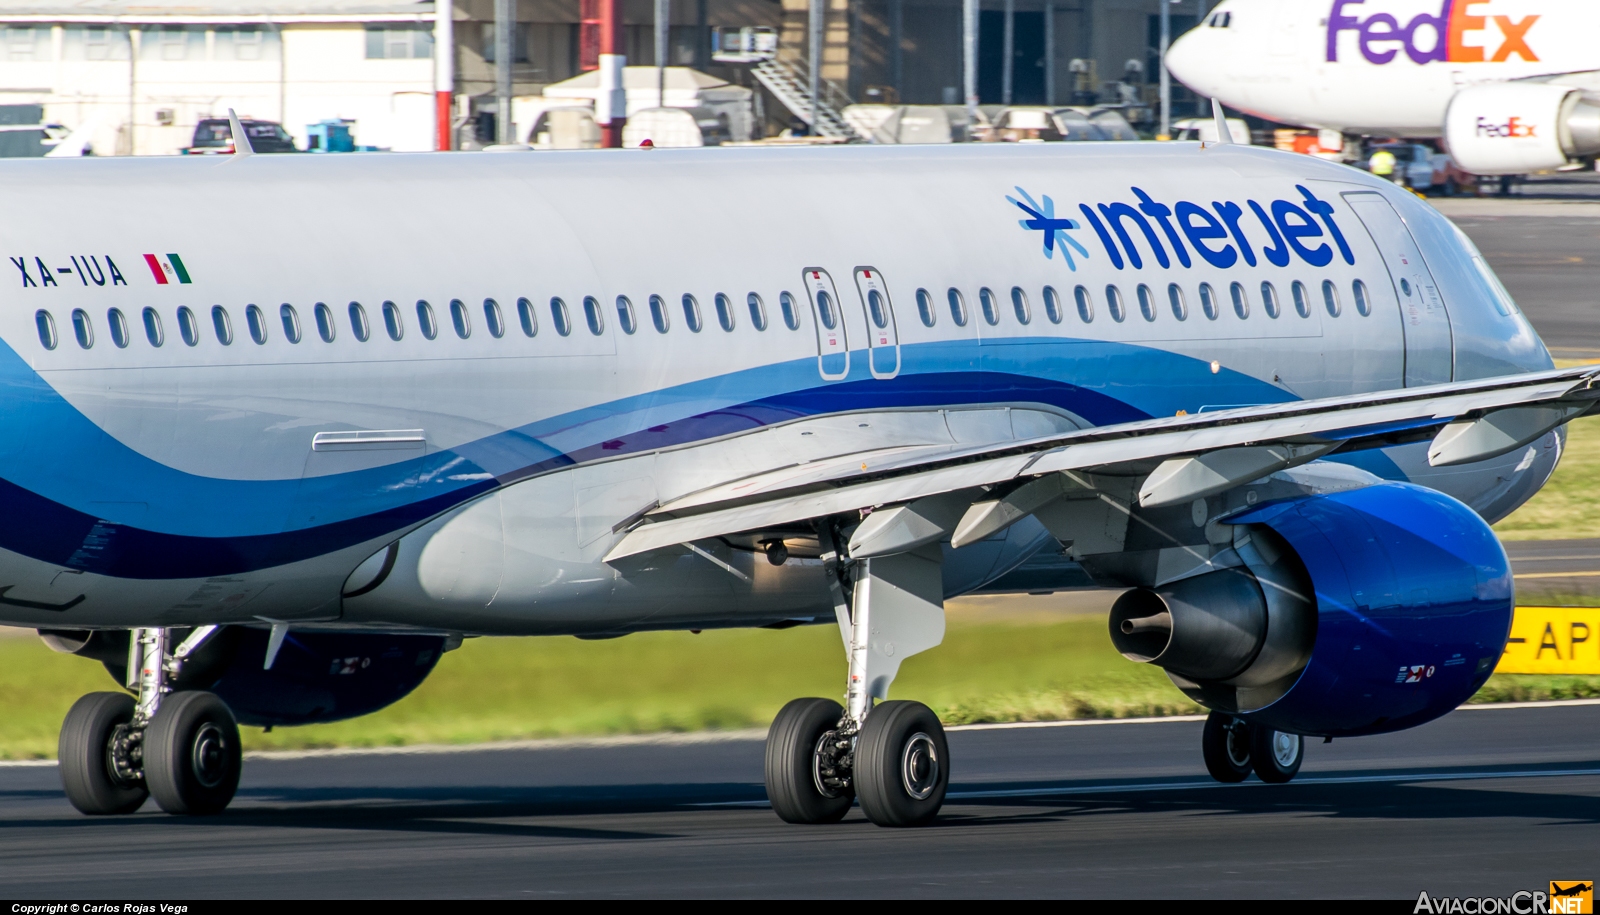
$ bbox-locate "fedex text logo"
[1327,0,1539,65]
[1477,115,1537,138]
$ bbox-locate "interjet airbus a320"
[7,120,1593,827]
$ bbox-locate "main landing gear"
[1201,710,1304,784]
[59,627,242,816]
[764,544,951,828]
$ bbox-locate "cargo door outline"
[1342,191,1453,386]
[803,268,849,380]
[853,267,901,379]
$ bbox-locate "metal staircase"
[751,57,857,140]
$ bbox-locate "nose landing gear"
[1201,710,1305,784]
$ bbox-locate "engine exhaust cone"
[1109,570,1269,682]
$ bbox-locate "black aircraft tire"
[765,698,853,824]
[1250,726,1305,784]
[59,692,148,816]
[1202,711,1254,783]
[854,700,949,828]
[144,691,241,816]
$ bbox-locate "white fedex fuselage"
[0,142,1555,637]
[1166,0,1600,136]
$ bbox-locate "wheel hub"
[900,731,940,801]
[812,729,853,798]
[1271,730,1299,767]
[106,723,144,787]
[1225,719,1252,769]
[191,722,228,788]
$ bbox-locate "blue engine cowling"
[1121,482,1512,739]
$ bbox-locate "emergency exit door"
[853,267,900,379]
[1343,192,1453,386]
[802,268,849,380]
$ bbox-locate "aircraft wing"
[606,365,1600,562]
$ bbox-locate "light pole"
[1159,0,1171,140]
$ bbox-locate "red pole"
[598,0,626,147]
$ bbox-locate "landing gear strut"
[1201,710,1304,784]
[58,626,242,816]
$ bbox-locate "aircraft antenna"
[1210,97,1233,146]
[227,108,254,158]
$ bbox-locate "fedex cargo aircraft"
[1166,0,1600,175]
[10,126,1595,827]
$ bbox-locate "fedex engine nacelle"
[1445,82,1600,174]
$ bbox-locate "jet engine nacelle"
[1110,483,1511,738]
[1445,82,1600,175]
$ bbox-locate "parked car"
[1171,117,1252,144]
[184,117,297,154]
[976,106,1139,143]
[1359,142,1465,192]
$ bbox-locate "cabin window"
[551,297,572,336]
[867,289,890,329]
[915,288,936,327]
[1199,283,1219,320]
[348,302,369,342]
[450,299,471,338]
[518,297,538,336]
[179,306,202,346]
[484,298,506,338]
[649,294,669,333]
[279,305,299,343]
[1167,284,1187,321]
[618,295,638,334]
[1261,282,1281,319]
[747,293,767,331]
[245,305,267,344]
[35,310,56,350]
[1074,285,1093,323]
[779,292,800,330]
[811,290,834,331]
[1292,281,1311,318]
[1322,279,1341,317]
[1043,286,1063,324]
[947,288,968,326]
[1230,282,1249,319]
[714,292,735,332]
[212,305,234,344]
[1352,279,1372,317]
[312,303,334,343]
[72,309,93,349]
[683,293,703,333]
[1010,287,1031,325]
[584,296,605,335]
[1137,284,1157,322]
[1105,285,1126,323]
[382,301,403,341]
[979,287,1000,325]
[108,308,130,348]
[416,300,438,340]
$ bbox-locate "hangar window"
[683,293,703,332]
[1261,282,1281,319]
[484,298,506,338]
[179,306,201,346]
[617,296,638,335]
[1074,285,1093,323]
[35,310,56,350]
[1292,281,1311,318]
[312,303,334,343]
[1353,279,1372,317]
[714,292,735,332]
[1168,284,1187,321]
[747,293,767,331]
[518,297,538,336]
[648,294,669,333]
[1043,286,1063,324]
[347,302,369,342]
[450,298,471,338]
[108,308,130,348]
[1198,283,1219,320]
[246,305,268,344]
[212,305,233,345]
[279,305,299,343]
[947,288,968,327]
[1230,282,1249,320]
[583,296,605,335]
[1105,285,1126,323]
[71,309,93,349]
[551,297,572,336]
[1010,287,1031,325]
[382,301,403,341]
[1137,284,1157,322]
[979,287,1000,326]
[779,292,801,330]
[416,300,438,340]
[1322,279,1341,317]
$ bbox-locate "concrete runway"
[3,703,1599,898]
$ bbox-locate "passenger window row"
[34,290,807,352]
[911,279,1373,328]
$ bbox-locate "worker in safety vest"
[1369,147,1398,183]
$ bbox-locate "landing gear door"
[803,268,849,381]
[853,267,900,379]
[1342,191,1454,386]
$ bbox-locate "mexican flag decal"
[143,253,191,285]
